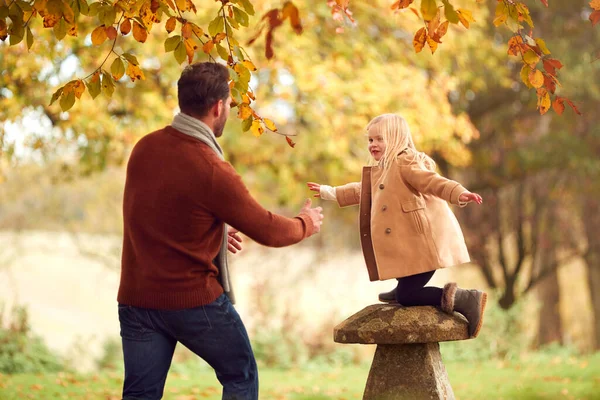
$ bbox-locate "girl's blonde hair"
[366,113,436,174]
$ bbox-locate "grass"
[1,353,599,400]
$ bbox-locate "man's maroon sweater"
[117,126,314,309]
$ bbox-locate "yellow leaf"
[126,63,145,81]
[420,0,437,22]
[535,38,550,55]
[493,2,508,27]
[241,60,257,71]
[263,118,277,132]
[132,21,148,43]
[528,69,544,88]
[175,0,187,11]
[111,58,125,80]
[250,119,264,137]
[413,27,427,53]
[72,80,85,98]
[520,65,533,88]
[237,103,252,119]
[457,9,474,28]
[191,23,203,37]
[536,88,551,115]
[91,25,107,45]
[523,50,540,66]
[426,35,438,53]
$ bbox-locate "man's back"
[119,126,225,309]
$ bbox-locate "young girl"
[308,114,487,338]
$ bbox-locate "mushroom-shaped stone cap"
[334,304,470,344]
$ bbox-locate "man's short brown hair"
[177,62,230,116]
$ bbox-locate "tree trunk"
[536,269,563,347]
[582,198,600,350]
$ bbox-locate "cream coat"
[335,154,471,281]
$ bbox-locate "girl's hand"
[307,182,322,198]
[459,192,483,205]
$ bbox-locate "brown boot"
[378,287,397,304]
[441,282,487,338]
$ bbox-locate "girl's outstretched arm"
[307,181,361,206]
[400,163,480,206]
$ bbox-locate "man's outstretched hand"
[300,198,324,235]
[227,228,243,254]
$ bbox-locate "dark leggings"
[395,270,442,306]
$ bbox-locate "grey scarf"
[171,112,235,304]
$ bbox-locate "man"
[117,62,323,400]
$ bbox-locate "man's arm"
[206,162,321,247]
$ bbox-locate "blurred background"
[1,0,599,398]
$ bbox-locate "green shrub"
[0,305,64,374]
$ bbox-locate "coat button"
[379,184,385,189]
[385,228,391,234]
[382,205,387,211]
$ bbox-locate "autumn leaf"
[0,19,7,41]
[105,26,117,40]
[456,9,474,29]
[132,21,148,43]
[535,38,551,54]
[523,50,540,66]
[391,0,414,10]
[590,0,600,10]
[493,1,508,27]
[126,62,145,81]
[528,68,544,88]
[120,19,132,35]
[442,0,459,24]
[165,17,176,33]
[552,97,565,115]
[263,118,277,132]
[564,98,582,115]
[250,119,264,137]
[165,35,181,52]
[413,27,427,53]
[111,58,125,80]
[174,42,187,63]
[241,60,257,71]
[431,20,449,42]
[420,0,437,22]
[202,40,214,54]
[536,88,551,115]
[590,10,600,26]
[184,38,197,63]
[182,22,192,39]
[282,1,303,34]
[238,103,253,119]
[543,58,563,76]
[286,136,296,148]
[520,65,533,88]
[507,35,523,56]
[544,74,557,94]
[426,35,438,53]
[91,25,108,45]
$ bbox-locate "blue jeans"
[118,294,258,400]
